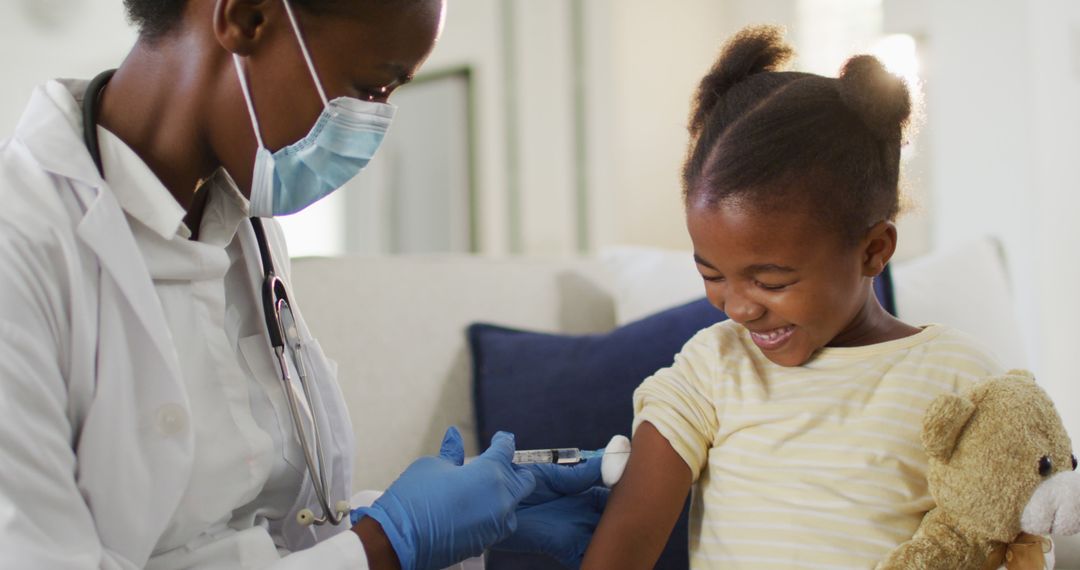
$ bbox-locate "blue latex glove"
[518,455,603,506]
[493,486,610,568]
[352,427,536,570]
[492,455,608,567]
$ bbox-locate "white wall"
[584,0,733,251]
[584,0,849,252]
[415,0,583,255]
[886,0,1080,440]
[422,0,721,254]
[416,0,510,253]
[0,0,136,134]
[1029,2,1080,443]
[425,0,806,254]
[511,1,579,254]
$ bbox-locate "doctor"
[0,0,606,568]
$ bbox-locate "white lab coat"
[0,80,361,568]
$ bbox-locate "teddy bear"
[877,370,1080,570]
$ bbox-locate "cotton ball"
[601,435,631,487]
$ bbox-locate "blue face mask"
[233,0,396,217]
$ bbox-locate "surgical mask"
[233,0,396,217]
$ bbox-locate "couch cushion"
[599,246,705,326]
[890,237,1026,367]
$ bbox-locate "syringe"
[511,448,609,465]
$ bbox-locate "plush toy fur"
[877,370,1080,570]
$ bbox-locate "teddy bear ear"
[922,393,976,462]
[1005,369,1037,383]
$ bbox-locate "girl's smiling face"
[687,198,896,367]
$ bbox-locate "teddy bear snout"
[1020,470,1080,535]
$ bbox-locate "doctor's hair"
[683,25,913,245]
[123,0,412,41]
[123,0,184,40]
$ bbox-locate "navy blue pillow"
[471,297,728,454]
[469,266,894,569]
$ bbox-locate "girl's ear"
[860,221,897,277]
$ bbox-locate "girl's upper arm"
[631,329,722,477]
[582,421,693,570]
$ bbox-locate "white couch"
[290,238,1079,568]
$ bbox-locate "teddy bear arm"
[876,511,986,570]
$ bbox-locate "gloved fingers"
[504,510,520,537]
[520,457,603,505]
[439,426,466,466]
[375,430,540,570]
[479,431,517,464]
[508,465,537,505]
[476,432,536,504]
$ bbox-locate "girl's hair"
[683,26,912,244]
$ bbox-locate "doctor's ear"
[213,0,278,55]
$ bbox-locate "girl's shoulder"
[913,324,1006,376]
[804,324,1003,379]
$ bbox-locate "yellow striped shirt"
[633,321,1002,569]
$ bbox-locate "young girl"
[582,26,1002,569]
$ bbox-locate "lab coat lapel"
[17,79,184,383]
[73,189,194,565]
[76,188,184,384]
[15,80,105,189]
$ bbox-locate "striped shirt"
[633,321,1002,569]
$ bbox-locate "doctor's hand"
[491,458,609,568]
[519,456,603,505]
[352,427,535,570]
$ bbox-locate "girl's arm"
[582,421,693,569]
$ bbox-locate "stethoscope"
[82,70,349,527]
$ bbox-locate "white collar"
[97,128,253,242]
[97,126,189,239]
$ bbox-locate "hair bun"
[689,25,794,137]
[838,55,911,141]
